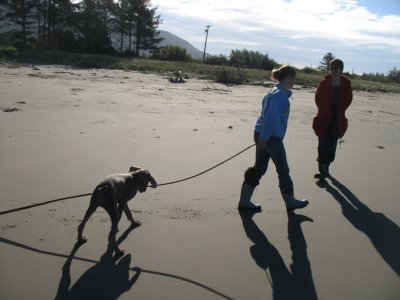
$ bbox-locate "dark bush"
[155,46,192,62]
[215,65,248,84]
[205,54,228,65]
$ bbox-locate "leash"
[0,144,255,216]
[157,143,255,186]
[0,193,93,216]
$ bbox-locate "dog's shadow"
[320,176,400,276]
[55,225,141,300]
[239,210,318,300]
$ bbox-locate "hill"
[157,30,210,60]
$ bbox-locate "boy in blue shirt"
[239,65,309,212]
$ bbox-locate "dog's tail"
[91,184,109,206]
[97,185,109,192]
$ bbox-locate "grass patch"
[0,45,18,52]
[352,80,400,93]
[1,50,399,93]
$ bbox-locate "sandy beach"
[0,64,399,299]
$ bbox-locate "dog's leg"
[108,227,124,255]
[78,186,107,242]
[124,204,141,227]
[77,202,97,242]
[118,203,125,222]
[109,226,124,255]
[106,201,125,255]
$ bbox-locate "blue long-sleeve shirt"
[254,83,291,141]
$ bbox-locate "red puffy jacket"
[312,74,352,138]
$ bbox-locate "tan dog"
[77,166,157,255]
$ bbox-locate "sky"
[151,0,400,74]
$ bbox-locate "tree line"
[205,49,278,71]
[319,52,400,84]
[2,0,280,71]
[4,0,162,55]
[155,46,279,71]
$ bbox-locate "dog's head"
[135,169,158,193]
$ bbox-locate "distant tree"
[3,0,164,55]
[0,0,7,20]
[302,66,321,75]
[55,0,83,51]
[229,49,277,70]
[206,54,229,66]
[118,0,137,54]
[132,0,162,56]
[156,45,191,61]
[360,72,388,83]
[229,49,246,67]
[75,0,114,54]
[26,0,77,50]
[98,0,116,30]
[114,0,161,56]
[261,53,278,70]
[388,66,400,83]
[6,0,36,49]
[319,52,335,71]
[114,0,129,54]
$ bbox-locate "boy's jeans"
[253,132,293,193]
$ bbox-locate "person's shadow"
[55,225,141,300]
[239,210,318,300]
[318,176,400,276]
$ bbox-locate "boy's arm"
[259,93,286,142]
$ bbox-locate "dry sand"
[0,65,399,299]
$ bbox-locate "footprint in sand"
[71,88,84,95]
[2,225,17,230]
[1,107,20,112]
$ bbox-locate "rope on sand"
[0,144,255,215]
[0,193,93,216]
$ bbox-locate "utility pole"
[203,25,211,62]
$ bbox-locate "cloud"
[152,0,399,73]
[153,0,400,50]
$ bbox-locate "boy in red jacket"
[313,59,352,179]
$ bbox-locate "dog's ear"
[138,170,157,188]
[135,170,149,192]
[137,171,147,183]
[129,166,141,173]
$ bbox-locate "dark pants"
[247,132,293,193]
[318,117,339,165]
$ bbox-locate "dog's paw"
[131,219,141,227]
[115,247,125,256]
